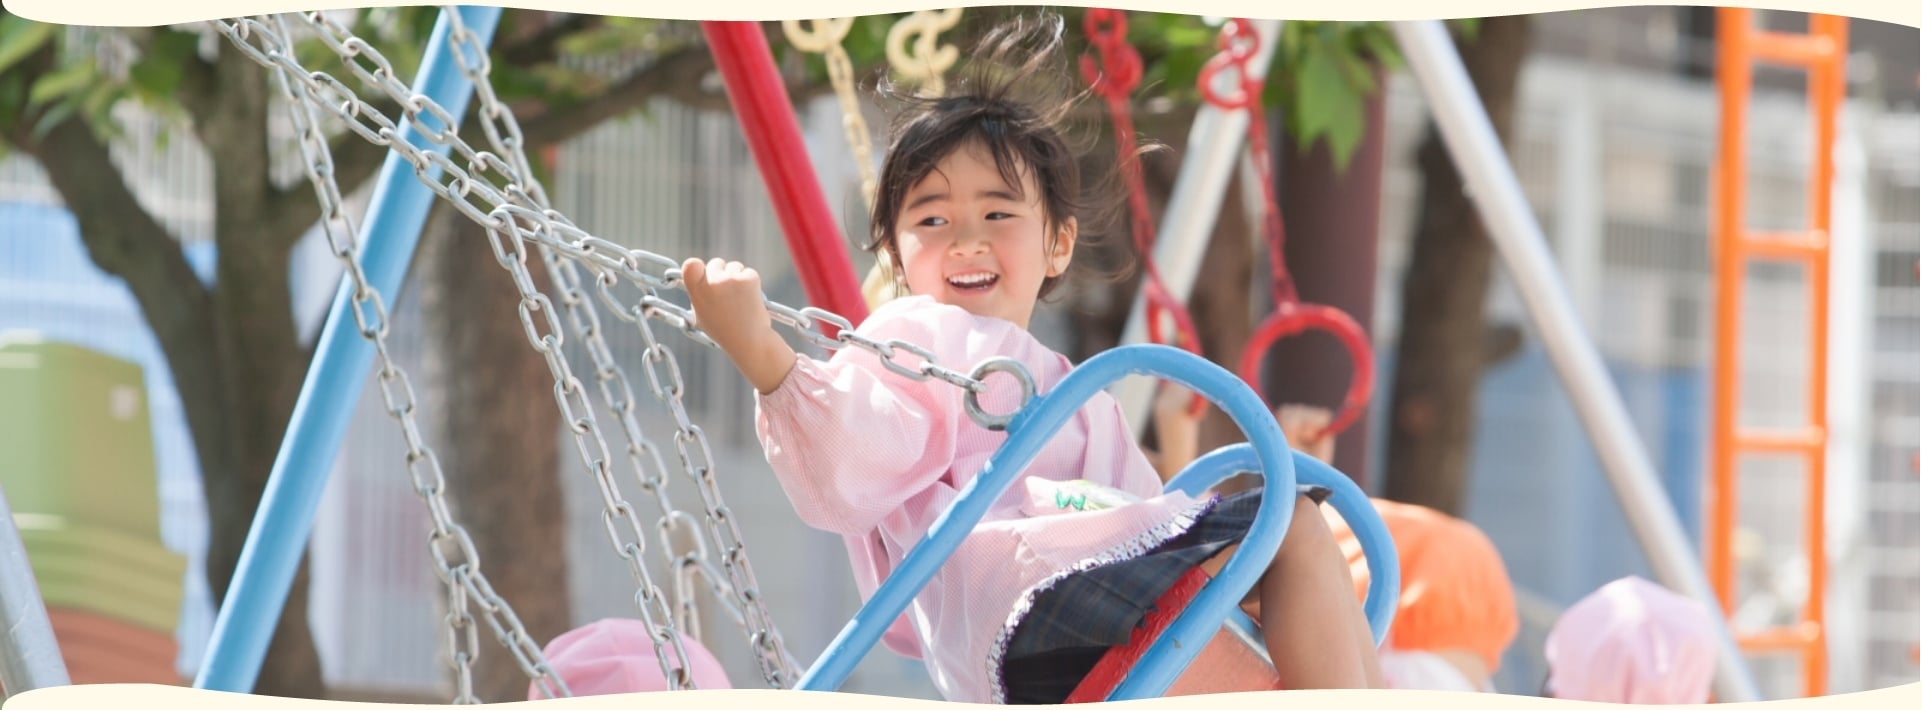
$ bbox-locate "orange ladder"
[1709,8,1848,699]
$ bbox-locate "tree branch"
[261,92,401,248]
[143,26,221,121]
[517,45,838,148]
[499,13,594,67]
[0,25,220,466]
[516,46,713,147]
[261,32,838,242]
[1,32,205,318]
[195,34,276,237]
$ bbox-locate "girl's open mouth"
[948,272,1000,291]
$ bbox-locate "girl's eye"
[918,216,949,227]
[986,212,1014,220]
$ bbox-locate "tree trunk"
[419,202,573,704]
[1380,16,1535,515]
[200,405,327,702]
[1268,66,1390,487]
[9,80,329,699]
[1186,166,1260,460]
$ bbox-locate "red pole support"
[701,21,870,330]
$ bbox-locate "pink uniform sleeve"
[753,300,970,537]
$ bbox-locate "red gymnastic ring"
[1237,301,1375,444]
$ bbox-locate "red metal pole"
[702,21,870,328]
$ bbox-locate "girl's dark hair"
[865,13,1131,302]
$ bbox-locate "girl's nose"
[948,226,990,255]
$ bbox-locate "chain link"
[219,8,1040,693]
[445,568,482,704]
[1195,18,1376,442]
[783,15,893,305]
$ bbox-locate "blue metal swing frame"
[794,344,1399,701]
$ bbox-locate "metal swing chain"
[215,9,1043,686]
[244,10,693,695]
[439,10,803,688]
[253,13,569,702]
[782,18,878,206]
[1199,19,1376,444]
[782,18,904,308]
[323,8,703,690]
[1198,19,1297,305]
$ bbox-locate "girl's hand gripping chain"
[682,258,798,395]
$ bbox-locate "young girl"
[1543,576,1718,704]
[681,16,1381,705]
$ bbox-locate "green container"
[0,331,186,633]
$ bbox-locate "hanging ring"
[1237,301,1376,442]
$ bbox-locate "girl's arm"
[682,258,797,394]
[686,257,962,535]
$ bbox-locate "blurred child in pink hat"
[529,618,733,700]
[1544,576,1718,704]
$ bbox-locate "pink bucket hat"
[1544,576,1718,705]
[529,618,733,699]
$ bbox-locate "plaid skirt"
[999,485,1331,705]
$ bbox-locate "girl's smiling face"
[891,141,1076,329]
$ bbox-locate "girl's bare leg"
[1253,496,1382,689]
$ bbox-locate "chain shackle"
[886,9,962,94]
[781,18,854,52]
[1198,17,1263,110]
[1079,9,1142,100]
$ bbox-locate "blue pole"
[194,6,503,693]
[793,345,1299,696]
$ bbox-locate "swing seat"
[1064,567,1282,703]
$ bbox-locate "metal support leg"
[0,486,71,696]
[194,6,504,693]
[1388,19,1762,703]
